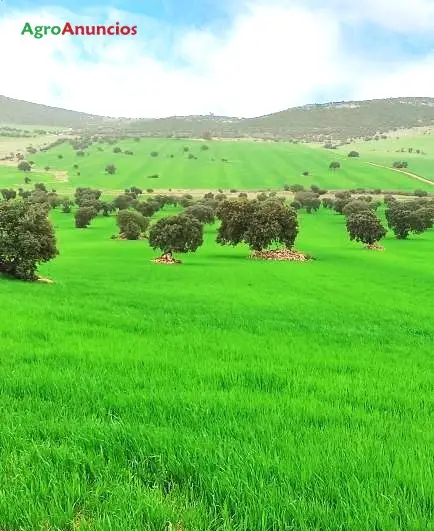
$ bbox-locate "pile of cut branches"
[250,249,313,261]
[152,253,182,265]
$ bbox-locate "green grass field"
[341,130,434,184]
[0,133,61,159]
[1,137,432,194]
[0,204,433,530]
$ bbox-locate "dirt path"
[366,162,434,186]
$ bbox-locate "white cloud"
[0,1,434,118]
[354,54,434,100]
[271,0,434,32]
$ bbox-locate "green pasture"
[2,137,429,193]
[339,131,434,183]
[0,205,433,530]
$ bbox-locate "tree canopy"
[149,213,203,255]
[216,198,299,251]
[346,211,387,246]
[116,210,149,240]
[0,199,58,280]
[386,200,433,239]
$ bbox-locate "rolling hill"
[0,95,107,128]
[3,94,434,140]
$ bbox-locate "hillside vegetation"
[0,95,105,128]
[3,95,434,140]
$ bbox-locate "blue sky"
[6,0,234,27]
[1,0,434,117]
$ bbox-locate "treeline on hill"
[4,95,434,141]
[0,182,433,280]
[76,98,434,142]
[0,126,50,138]
[0,95,103,128]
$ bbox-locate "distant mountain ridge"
[2,95,434,141]
[0,95,106,128]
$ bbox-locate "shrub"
[335,191,352,200]
[113,194,134,211]
[342,200,373,217]
[294,191,321,213]
[1,188,17,201]
[322,197,335,209]
[150,151,159,157]
[105,164,117,175]
[75,187,102,207]
[136,199,161,217]
[34,183,47,192]
[61,199,73,213]
[116,210,149,240]
[184,204,215,224]
[392,161,408,169]
[100,202,115,217]
[113,147,122,154]
[18,161,31,172]
[75,206,97,228]
[329,161,341,170]
[414,189,428,197]
[348,151,360,158]
[386,202,432,239]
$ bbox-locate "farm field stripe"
[366,161,434,186]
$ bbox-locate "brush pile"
[111,233,145,241]
[250,249,313,261]
[365,243,385,251]
[152,253,182,265]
